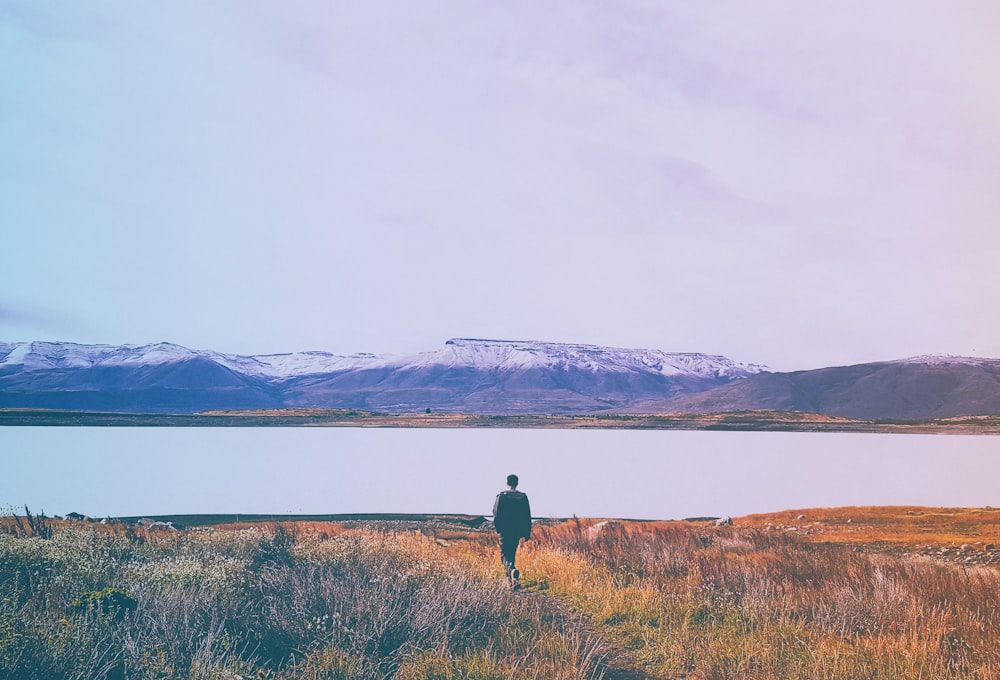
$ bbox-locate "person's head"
[506,474,519,489]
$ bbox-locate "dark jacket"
[493,489,532,539]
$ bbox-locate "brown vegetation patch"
[738,506,1000,567]
[4,507,1000,678]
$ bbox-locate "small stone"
[586,520,623,540]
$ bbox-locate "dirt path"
[513,582,662,680]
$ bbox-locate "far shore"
[2,407,1000,434]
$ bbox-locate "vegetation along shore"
[3,407,1000,434]
[2,506,998,678]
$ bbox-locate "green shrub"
[71,587,137,620]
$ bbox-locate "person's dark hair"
[506,474,519,488]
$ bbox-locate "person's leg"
[500,534,519,582]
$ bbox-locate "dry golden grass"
[739,505,1000,548]
[210,520,348,539]
[516,513,1000,679]
[1,519,620,679]
[4,507,998,678]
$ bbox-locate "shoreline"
[2,407,999,434]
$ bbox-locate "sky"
[2,2,1000,371]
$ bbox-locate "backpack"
[494,490,531,539]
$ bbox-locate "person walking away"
[493,474,532,589]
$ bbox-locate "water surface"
[2,428,997,519]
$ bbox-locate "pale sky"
[3,2,1000,371]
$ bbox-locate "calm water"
[2,428,998,519]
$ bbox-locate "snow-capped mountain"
[0,341,381,379]
[0,339,763,381]
[384,338,763,379]
[0,341,202,370]
[2,339,998,418]
[0,338,763,414]
[272,339,766,415]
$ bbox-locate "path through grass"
[2,511,998,679]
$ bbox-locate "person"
[492,473,532,589]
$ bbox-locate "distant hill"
[1,340,998,419]
[655,357,1000,419]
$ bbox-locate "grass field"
[2,507,998,679]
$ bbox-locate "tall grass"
[2,515,997,679]
[523,519,1000,679]
[0,520,612,679]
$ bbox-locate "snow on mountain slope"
[890,355,1000,367]
[9,341,1000,383]
[384,338,765,379]
[0,341,358,377]
[0,341,209,371]
[0,342,128,370]
[244,352,388,377]
[0,339,766,381]
[0,341,257,378]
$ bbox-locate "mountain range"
[1,339,999,419]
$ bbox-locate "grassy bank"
[2,510,998,679]
[524,519,1000,678]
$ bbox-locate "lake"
[2,428,998,520]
